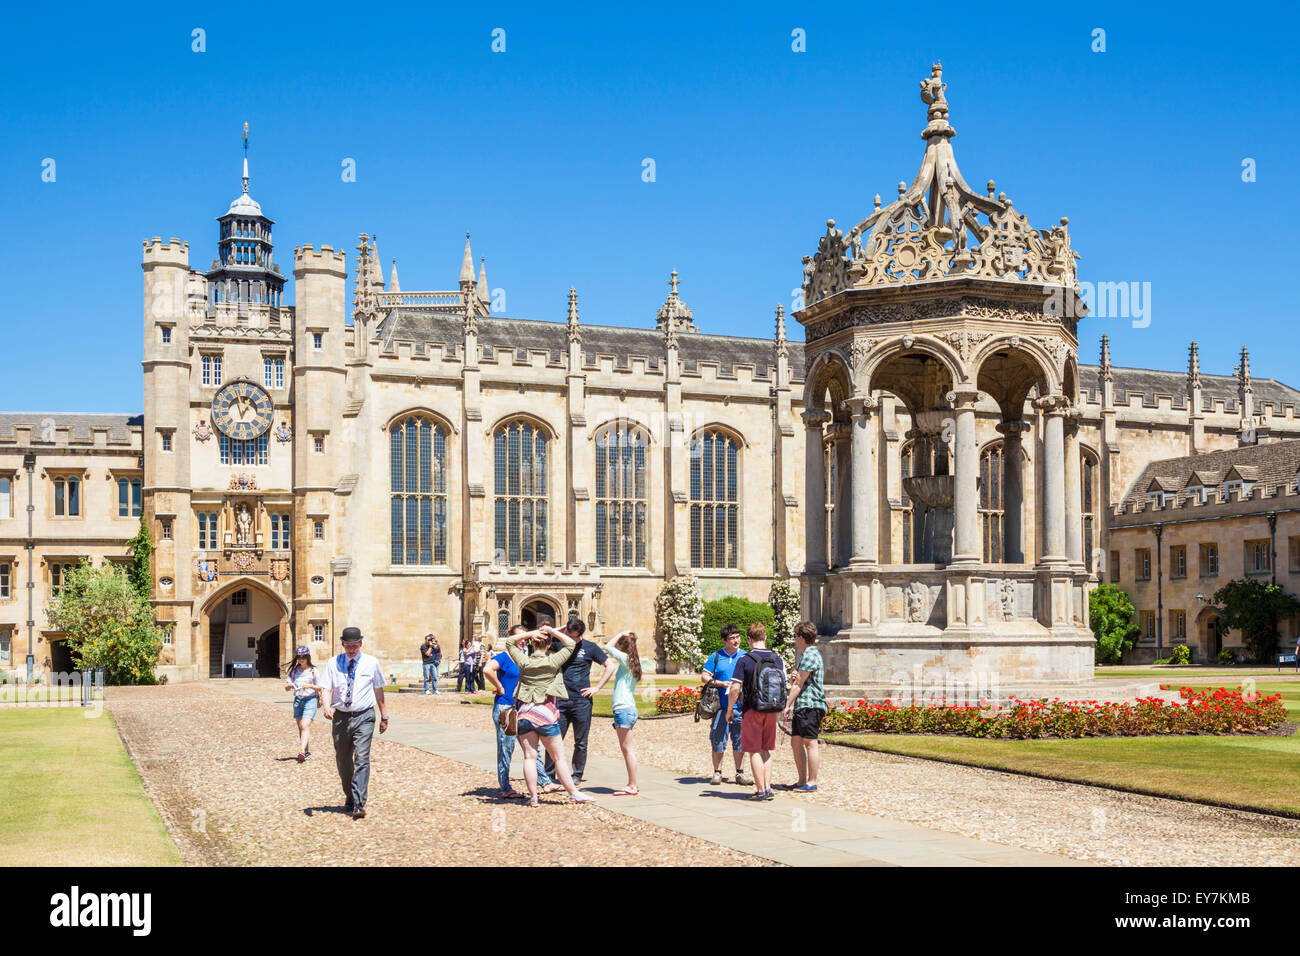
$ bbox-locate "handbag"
[497,702,518,736]
[695,654,722,722]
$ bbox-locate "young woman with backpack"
[284,646,324,763]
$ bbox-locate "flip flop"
[526,797,540,807]
[567,792,597,803]
[612,787,639,796]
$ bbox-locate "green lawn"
[1097,666,1300,680]
[0,707,181,865]
[830,682,1300,816]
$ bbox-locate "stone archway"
[520,597,560,631]
[202,578,291,679]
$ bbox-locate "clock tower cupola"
[205,123,286,324]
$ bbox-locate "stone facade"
[0,414,144,675]
[1109,439,1300,663]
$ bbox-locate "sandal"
[567,792,596,803]
[526,797,540,807]
[612,787,639,796]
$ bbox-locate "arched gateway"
[796,62,1096,686]
[202,578,291,679]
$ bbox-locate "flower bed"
[655,685,701,715]
[820,686,1286,739]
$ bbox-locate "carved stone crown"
[802,63,1081,306]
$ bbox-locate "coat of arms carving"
[196,560,217,584]
[274,422,292,443]
[228,474,258,491]
[194,421,213,443]
[270,559,290,582]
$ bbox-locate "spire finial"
[241,122,250,194]
[775,304,788,359]
[1238,346,1252,392]
[918,60,953,137]
[1188,341,1201,390]
[459,233,475,284]
[567,287,581,344]
[1099,334,1113,383]
[669,269,680,297]
[476,256,489,303]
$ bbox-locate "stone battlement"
[1111,481,1300,521]
[293,244,347,274]
[142,237,190,266]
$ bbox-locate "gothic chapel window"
[494,419,548,566]
[389,415,448,566]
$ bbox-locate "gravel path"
[387,690,1300,866]
[106,685,762,867]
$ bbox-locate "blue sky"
[3,1,1298,411]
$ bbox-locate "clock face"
[211,381,274,440]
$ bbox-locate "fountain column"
[1035,395,1069,566]
[1064,410,1083,568]
[846,395,878,566]
[996,419,1030,564]
[948,388,982,566]
[803,409,831,571]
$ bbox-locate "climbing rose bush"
[767,577,801,669]
[655,685,702,715]
[820,686,1285,739]
[655,575,704,667]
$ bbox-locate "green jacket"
[505,641,576,704]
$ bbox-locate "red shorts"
[740,710,777,753]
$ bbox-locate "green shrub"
[1171,643,1191,665]
[1217,648,1236,665]
[47,560,163,685]
[1088,583,1140,664]
[699,596,775,661]
[1211,579,1300,663]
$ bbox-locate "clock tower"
[143,126,301,681]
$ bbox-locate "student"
[507,620,595,806]
[457,639,476,693]
[320,627,390,819]
[728,622,785,801]
[603,630,641,796]
[781,621,826,792]
[483,625,559,798]
[284,646,323,763]
[544,617,616,785]
[420,634,441,695]
[701,624,751,787]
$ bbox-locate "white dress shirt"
[321,651,385,712]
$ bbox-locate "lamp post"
[23,451,35,683]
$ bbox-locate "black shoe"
[344,803,354,814]
[352,808,366,820]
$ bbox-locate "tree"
[1088,583,1140,664]
[48,559,163,685]
[654,575,704,668]
[125,514,153,600]
[1212,579,1300,663]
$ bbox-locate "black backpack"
[748,651,786,714]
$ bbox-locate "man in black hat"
[320,627,389,819]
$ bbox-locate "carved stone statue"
[235,504,253,546]
[999,579,1017,621]
[906,582,927,623]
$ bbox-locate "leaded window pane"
[595,502,607,566]
[494,420,549,566]
[405,497,419,564]
[391,498,403,564]
[594,425,649,568]
[419,497,432,565]
[390,425,403,492]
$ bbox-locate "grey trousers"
[331,707,376,809]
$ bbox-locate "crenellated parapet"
[142,237,190,267]
[293,244,347,276]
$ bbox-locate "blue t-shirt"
[492,652,522,707]
[704,648,744,716]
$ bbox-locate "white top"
[320,651,385,712]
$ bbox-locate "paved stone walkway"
[215,680,1077,866]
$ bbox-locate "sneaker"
[794,784,818,792]
[749,791,767,801]
[735,772,753,786]
[763,790,776,801]
[710,771,723,786]
[304,751,312,760]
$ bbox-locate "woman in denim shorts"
[506,622,596,807]
[284,646,323,763]
[603,630,642,796]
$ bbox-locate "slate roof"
[1122,438,1300,508]
[375,310,806,381]
[1080,364,1300,413]
[0,412,142,445]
